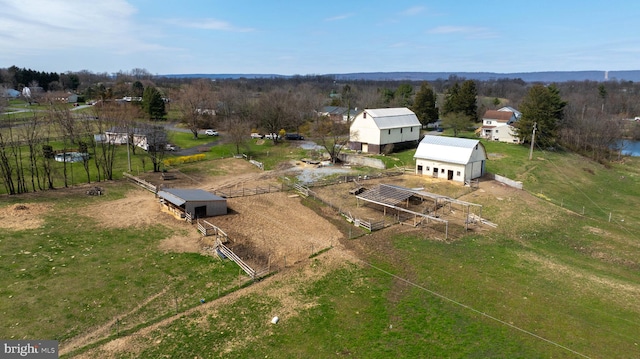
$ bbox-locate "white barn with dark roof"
[157,188,227,218]
[349,107,421,154]
[414,135,487,184]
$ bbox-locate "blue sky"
[1,0,639,75]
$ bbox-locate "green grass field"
[1,131,640,358]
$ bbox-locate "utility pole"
[126,131,132,172]
[529,122,537,160]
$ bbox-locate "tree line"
[2,66,640,194]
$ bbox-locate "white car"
[205,129,219,136]
[251,133,264,139]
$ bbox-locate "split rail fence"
[123,173,157,193]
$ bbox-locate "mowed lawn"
[1,139,640,358]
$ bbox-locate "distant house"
[104,125,167,151]
[479,107,521,143]
[349,107,422,154]
[157,188,227,219]
[414,135,487,183]
[317,106,359,122]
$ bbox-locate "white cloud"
[400,6,425,16]
[0,0,163,56]
[324,13,353,22]
[428,25,497,39]
[165,18,255,32]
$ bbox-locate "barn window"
[411,127,413,132]
[441,169,444,173]
[363,112,367,118]
[495,130,499,133]
[475,144,478,150]
[400,128,403,134]
[456,171,461,176]
[388,129,391,135]
[426,166,430,171]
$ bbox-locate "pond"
[617,140,640,156]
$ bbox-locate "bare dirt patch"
[0,203,52,230]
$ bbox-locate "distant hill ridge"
[162,70,640,82]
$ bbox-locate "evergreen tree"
[142,86,166,120]
[442,83,460,115]
[514,84,566,147]
[458,80,478,121]
[412,82,439,126]
[132,81,144,97]
[395,83,414,107]
[442,80,478,121]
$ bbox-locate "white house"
[479,107,521,143]
[349,107,422,154]
[414,135,487,184]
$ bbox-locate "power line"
[361,260,593,359]
[532,133,639,241]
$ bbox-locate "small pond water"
[618,140,640,156]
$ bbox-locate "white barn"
[349,107,421,154]
[414,135,487,184]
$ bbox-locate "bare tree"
[19,113,48,191]
[288,83,323,132]
[174,79,215,139]
[47,102,79,187]
[91,103,125,180]
[0,123,19,194]
[312,115,353,163]
[255,89,296,143]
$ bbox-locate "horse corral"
[129,158,497,278]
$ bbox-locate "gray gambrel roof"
[364,108,421,129]
[414,135,485,165]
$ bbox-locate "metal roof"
[158,188,225,207]
[364,108,421,130]
[414,135,482,165]
[356,183,414,206]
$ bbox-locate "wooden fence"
[197,219,230,242]
[123,172,157,193]
[213,184,281,198]
[292,182,385,232]
[215,238,268,280]
[357,219,385,231]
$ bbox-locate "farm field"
[1,148,640,358]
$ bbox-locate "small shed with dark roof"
[157,188,227,218]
